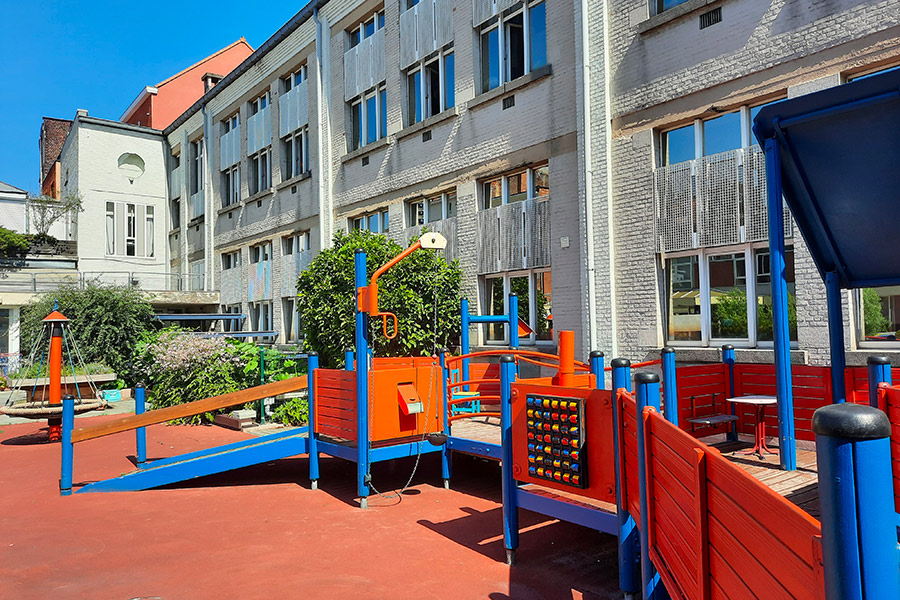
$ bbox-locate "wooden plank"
[709,541,756,600]
[693,449,710,600]
[72,376,308,443]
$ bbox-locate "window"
[481,164,549,209]
[250,92,269,116]
[189,259,205,291]
[350,208,390,233]
[105,201,155,257]
[170,198,181,230]
[251,301,273,334]
[222,304,242,333]
[223,113,239,134]
[222,250,241,270]
[250,242,272,263]
[857,287,900,345]
[222,165,240,207]
[190,140,203,195]
[283,127,309,179]
[282,65,307,92]
[406,50,455,126]
[665,245,797,346]
[480,270,553,345]
[479,0,547,93]
[349,10,385,48]
[282,297,301,342]
[349,85,387,151]
[655,0,691,15]
[406,190,457,227]
[282,232,310,255]
[249,148,270,196]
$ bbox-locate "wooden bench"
[686,392,738,432]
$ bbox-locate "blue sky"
[0,1,308,193]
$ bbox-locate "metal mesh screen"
[499,202,525,272]
[526,198,551,268]
[654,161,695,252]
[698,150,741,247]
[477,209,501,274]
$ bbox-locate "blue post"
[722,344,738,442]
[612,358,640,596]
[813,403,899,600]
[508,294,519,349]
[635,372,665,599]
[866,356,891,410]
[766,135,797,472]
[60,394,74,496]
[825,270,846,403]
[440,349,451,487]
[499,354,518,565]
[354,249,371,508]
[661,347,678,426]
[590,350,605,390]
[308,352,320,489]
[461,298,470,388]
[135,384,147,468]
[344,348,354,371]
[258,346,266,424]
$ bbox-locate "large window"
[250,301,273,335]
[481,164,549,209]
[222,304,242,333]
[189,140,203,195]
[250,242,272,263]
[665,246,796,346]
[481,270,553,344]
[282,231,310,255]
[282,65,307,92]
[406,190,457,227]
[349,9,385,48]
[350,208,390,233]
[222,165,240,207]
[406,49,455,126]
[249,148,270,196]
[283,127,309,180]
[249,92,269,116]
[857,287,900,345]
[350,86,387,151]
[105,201,155,257]
[479,0,547,93]
[282,297,301,343]
[222,250,241,270]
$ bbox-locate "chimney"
[202,73,224,92]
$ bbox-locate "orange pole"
[47,323,63,441]
[558,330,575,387]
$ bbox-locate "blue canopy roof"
[753,69,900,289]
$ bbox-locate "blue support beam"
[60,395,74,496]
[516,487,618,533]
[308,352,320,488]
[635,373,665,600]
[722,345,738,442]
[354,249,371,506]
[612,358,640,596]
[825,270,847,404]
[661,348,678,427]
[440,350,451,486]
[135,385,147,467]
[446,436,502,460]
[499,355,518,565]
[866,355,891,410]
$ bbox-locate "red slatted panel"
[676,364,730,437]
[705,450,822,598]
[619,392,640,520]
[373,356,435,368]
[315,369,357,440]
[887,387,900,511]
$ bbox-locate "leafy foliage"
[756,293,798,341]
[710,289,749,338]
[271,396,309,426]
[0,227,30,255]
[296,229,462,368]
[29,192,84,240]
[20,284,155,379]
[863,288,892,336]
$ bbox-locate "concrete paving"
[0,413,622,599]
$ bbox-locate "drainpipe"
[201,103,213,292]
[598,0,618,358]
[314,7,333,251]
[579,0,600,354]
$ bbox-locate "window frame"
[479,268,553,346]
[406,48,455,126]
[349,208,390,233]
[105,201,155,258]
[222,250,241,270]
[349,84,387,151]
[189,139,203,195]
[478,0,547,94]
[250,242,272,264]
[222,164,241,207]
[283,126,310,180]
[249,92,270,116]
[480,164,549,210]
[405,190,457,228]
[348,9,385,49]
[248,147,271,196]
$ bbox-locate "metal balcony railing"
[477,196,551,275]
[402,218,458,262]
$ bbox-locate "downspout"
[600,0,618,357]
[201,103,213,292]
[314,7,333,251]
[579,0,600,354]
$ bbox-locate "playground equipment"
[0,309,106,441]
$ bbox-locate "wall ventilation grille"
[700,7,722,29]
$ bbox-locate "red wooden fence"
[886,387,900,512]
[314,369,357,440]
[617,390,641,521]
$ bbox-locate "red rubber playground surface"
[0,415,621,599]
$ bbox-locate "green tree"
[862,288,892,336]
[296,229,462,368]
[491,276,550,337]
[20,284,155,377]
[710,289,748,338]
[0,227,29,256]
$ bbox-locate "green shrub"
[20,284,155,380]
[863,287,892,336]
[0,227,29,255]
[297,229,462,368]
[271,396,309,426]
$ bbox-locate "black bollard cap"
[661,347,675,354]
[590,350,604,358]
[610,358,631,368]
[635,372,660,384]
[136,382,146,389]
[812,403,891,440]
[62,394,75,400]
[501,354,516,363]
[344,347,354,353]
[722,344,734,351]
[867,355,891,366]
[308,350,318,357]
[355,248,365,254]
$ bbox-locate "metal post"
[825,271,846,403]
[766,134,797,472]
[344,347,354,371]
[308,352,320,490]
[354,249,371,508]
[612,358,639,596]
[258,346,266,424]
[722,344,738,442]
[499,355,518,565]
[635,372,665,599]
[508,293,519,349]
[461,298,471,388]
[866,356,891,410]
[440,349,451,487]
[558,330,575,387]
[661,347,678,426]
[590,351,604,390]
[813,403,899,600]
[60,394,74,496]
[135,384,147,468]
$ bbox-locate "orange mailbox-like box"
[369,359,443,443]
[511,382,616,504]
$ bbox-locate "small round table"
[727,395,778,459]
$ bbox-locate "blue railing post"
[308,351,320,490]
[611,358,640,596]
[461,298,471,388]
[60,394,74,496]
[813,403,899,600]
[499,354,518,565]
[508,294,520,349]
[590,351,605,390]
[354,249,371,508]
[661,347,678,426]
[635,372,665,600]
[344,347,354,371]
[135,384,147,468]
[258,346,267,424]
[825,271,846,403]
[722,344,738,442]
[866,356,891,410]
[440,349,451,487]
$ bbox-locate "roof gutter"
[120,86,158,122]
